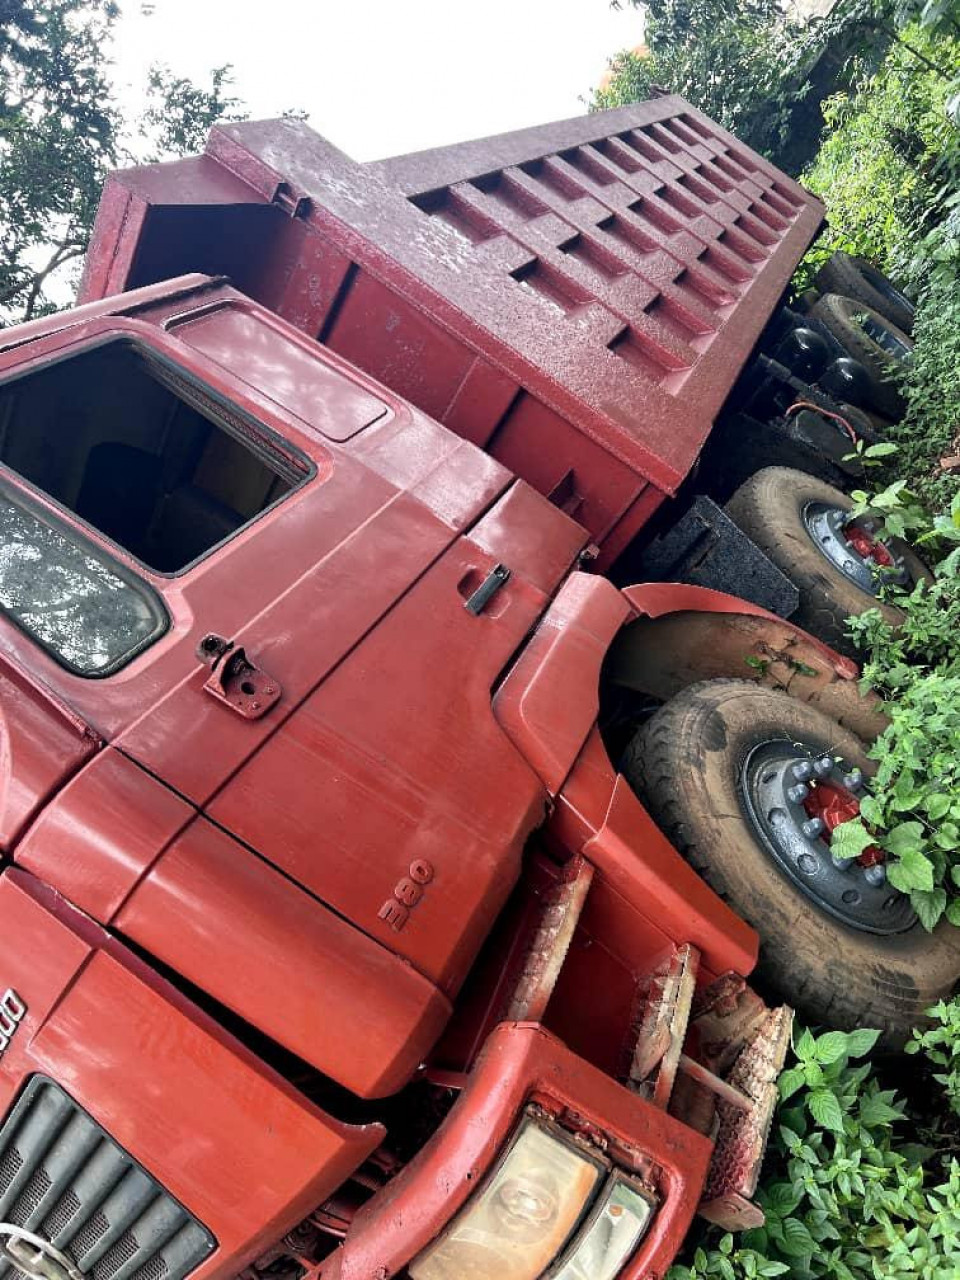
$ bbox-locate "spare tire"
[814,252,915,334]
[725,467,930,657]
[624,679,960,1047]
[811,294,912,420]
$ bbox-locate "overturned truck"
[0,97,952,1280]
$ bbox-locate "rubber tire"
[811,293,912,420]
[623,679,960,1047]
[814,252,914,334]
[725,467,930,658]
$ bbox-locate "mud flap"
[629,956,794,1231]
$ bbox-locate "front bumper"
[324,1022,713,1280]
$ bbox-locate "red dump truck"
[0,98,953,1280]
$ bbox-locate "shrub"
[669,1026,960,1280]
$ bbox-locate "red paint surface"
[79,99,823,561]
[0,96,826,1276]
[325,1022,713,1280]
[0,870,383,1280]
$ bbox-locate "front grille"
[0,1079,215,1280]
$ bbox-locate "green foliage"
[0,0,120,321]
[829,482,960,929]
[593,0,907,171]
[800,28,958,277]
[139,64,248,164]
[883,224,960,504]
[907,998,960,1118]
[668,1025,960,1280]
[593,1,806,164]
[0,2,297,324]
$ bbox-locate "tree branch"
[21,237,85,320]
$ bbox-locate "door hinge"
[197,633,282,720]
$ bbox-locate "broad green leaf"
[815,1030,852,1064]
[808,1088,845,1132]
[778,1066,806,1101]
[844,1028,881,1057]
[887,849,935,893]
[912,887,947,931]
[779,1217,816,1258]
[927,793,953,821]
[885,821,925,859]
[831,818,874,861]
[859,1094,904,1126]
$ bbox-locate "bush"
[668,1025,960,1280]
[908,998,960,1119]
[825,480,960,929]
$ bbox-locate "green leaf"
[794,1027,817,1061]
[946,898,960,927]
[831,818,874,861]
[885,821,926,859]
[844,1028,882,1057]
[887,849,935,893]
[815,1030,852,1064]
[927,793,953,821]
[912,887,947,931]
[859,1094,904,1126]
[778,1067,806,1101]
[808,1089,845,1132]
[779,1217,816,1258]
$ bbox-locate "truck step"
[629,942,700,1108]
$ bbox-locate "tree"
[594,0,897,173]
[0,1,264,325]
[139,63,248,164]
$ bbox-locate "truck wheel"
[811,294,912,419]
[623,679,960,1046]
[814,252,915,334]
[725,467,930,657]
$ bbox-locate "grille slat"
[0,1081,214,1280]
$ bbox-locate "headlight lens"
[408,1118,603,1280]
[551,1175,657,1280]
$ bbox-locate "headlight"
[408,1117,604,1280]
[551,1175,657,1279]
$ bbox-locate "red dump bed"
[80,97,823,564]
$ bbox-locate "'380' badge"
[0,989,25,1060]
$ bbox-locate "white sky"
[111,0,644,161]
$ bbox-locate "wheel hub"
[739,740,915,934]
[803,502,910,595]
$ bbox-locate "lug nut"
[787,783,810,804]
[792,760,815,782]
[842,768,863,792]
[831,852,854,871]
[864,864,886,887]
[802,817,825,839]
[814,756,833,778]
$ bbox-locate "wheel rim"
[856,312,913,362]
[739,741,915,934]
[802,502,911,595]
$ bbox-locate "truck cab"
[0,274,794,1280]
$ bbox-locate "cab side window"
[0,341,308,573]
